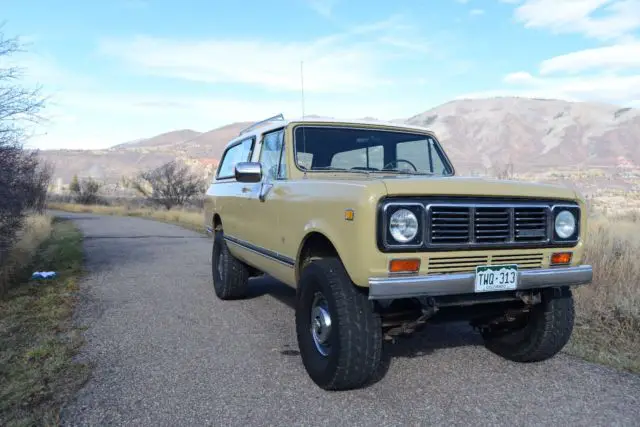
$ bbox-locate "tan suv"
[204,114,593,391]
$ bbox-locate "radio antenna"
[300,60,306,119]
[300,60,308,175]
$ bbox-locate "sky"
[2,0,640,150]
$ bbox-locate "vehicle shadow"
[245,275,483,387]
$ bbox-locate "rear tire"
[211,230,249,300]
[481,287,575,362]
[295,257,382,390]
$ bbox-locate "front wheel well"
[295,232,340,284]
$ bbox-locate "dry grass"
[1,216,54,296]
[47,202,204,233]
[566,216,640,372]
[0,218,89,426]
[49,202,640,373]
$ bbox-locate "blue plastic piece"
[31,271,58,280]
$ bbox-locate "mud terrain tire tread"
[212,230,249,300]
[482,286,575,362]
[296,257,382,391]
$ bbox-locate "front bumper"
[368,265,593,300]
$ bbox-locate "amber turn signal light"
[389,258,421,273]
[551,252,572,265]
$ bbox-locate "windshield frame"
[291,123,456,177]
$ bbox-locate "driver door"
[241,128,291,279]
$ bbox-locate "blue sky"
[2,0,639,150]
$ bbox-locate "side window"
[216,138,254,179]
[260,129,285,181]
[278,141,287,179]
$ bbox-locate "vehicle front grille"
[427,203,551,248]
[427,252,545,274]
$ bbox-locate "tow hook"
[517,291,541,305]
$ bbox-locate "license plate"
[474,264,518,293]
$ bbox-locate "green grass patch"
[0,218,90,427]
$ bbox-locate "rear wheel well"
[296,232,340,284]
[213,214,222,231]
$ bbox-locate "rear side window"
[216,137,255,179]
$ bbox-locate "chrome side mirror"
[234,162,262,183]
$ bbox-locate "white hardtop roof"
[225,115,434,148]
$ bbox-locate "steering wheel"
[383,159,418,172]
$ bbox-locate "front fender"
[296,216,374,288]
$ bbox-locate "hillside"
[39,97,640,189]
[406,97,640,174]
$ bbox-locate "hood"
[379,175,578,201]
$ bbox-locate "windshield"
[293,125,454,176]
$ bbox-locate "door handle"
[259,183,273,202]
[241,187,251,193]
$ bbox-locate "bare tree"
[69,175,103,205]
[0,27,49,293]
[492,162,515,180]
[26,158,54,213]
[132,161,205,210]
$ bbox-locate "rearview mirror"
[235,162,262,183]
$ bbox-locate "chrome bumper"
[368,265,593,300]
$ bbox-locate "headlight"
[555,210,576,239]
[389,209,419,242]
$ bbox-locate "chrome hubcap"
[310,293,332,356]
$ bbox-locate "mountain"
[39,97,640,190]
[405,97,640,174]
[112,129,202,149]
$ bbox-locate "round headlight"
[555,210,576,239]
[389,209,419,243]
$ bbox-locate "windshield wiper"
[377,169,435,176]
[303,166,370,174]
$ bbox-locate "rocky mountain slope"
[405,97,640,174]
[39,97,640,187]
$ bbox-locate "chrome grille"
[475,207,510,243]
[430,206,470,244]
[426,203,551,248]
[514,207,548,242]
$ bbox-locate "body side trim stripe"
[224,235,296,268]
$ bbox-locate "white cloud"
[16,13,447,150]
[99,36,386,93]
[503,71,535,83]
[459,70,640,106]
[512,0,640,40]
[97,16,429,94]
[539,42,640,74]
[470,8,485,15]
[484,0,640,106]
[307,0,338,17]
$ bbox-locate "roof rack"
[238,113,285,136]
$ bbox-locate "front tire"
[295,258,382,390]
[481,287,575,362]
[211,230,249,300]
